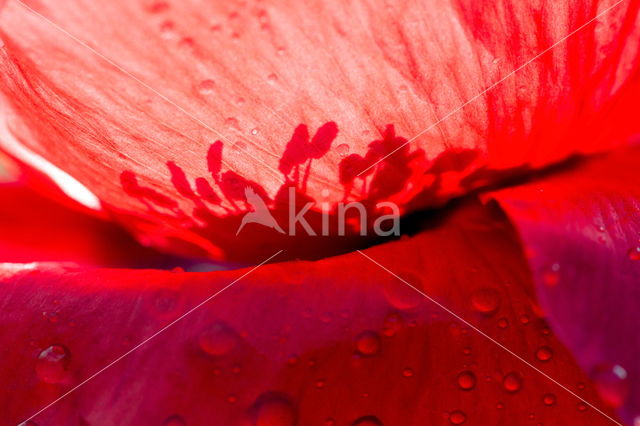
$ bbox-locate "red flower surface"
[0,0,639,425]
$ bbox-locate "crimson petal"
[491,145,640,424]
[0,201,616,424]
[1,1,640,259]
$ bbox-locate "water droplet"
[543,393,556,406]
[456,371,476,391]
[225,117,240,130]
[352,416,383,426]
[542,272,559,287]
[235,97,246,106]
[198,79,216,95]
[336,143,350,157]
[519,314,530,324]
[267,73,279,84]
[382,313,404,337]
[496,402,504,409]
[178,37,195,51]
[471,287,501,315]
[152,288,179,315]
[164,415,186,426]
[42,311,59,323]
[227,394,238,404]
[159,20,177,39]
[324,419,336,426]
[356,331,380,356]
[503,372,523,393]
[383,272,422,309]
[628,247,640,261]
[251,128,259,135]
[462,346,472,356]
[449,410,467,424]
[402,368,414,378]
[535,346,553,362]
[592,364,629,407]
[497,317,509,329]
[36,345,70,384]
[254,396,296,426]
[577,402,588,412]
[315,379,327,389]
[198,322,238,356]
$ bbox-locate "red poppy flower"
[0,0,639,425]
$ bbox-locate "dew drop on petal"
[456,371,476,391]
[225,117,240,130]
[503,372,523,393]
[497,317,509,329]
[543,393,556,406]
[267,73,279,84]
[449,410,467,425]
[356,330,381,356]
[577,402,588,412]
[324,418,336,426]
[159,20,177,39]
[147,1,170,14]
[315,379,327,389]
[382,313,404,337]
[163,415,186,426]
[592,364,629,408]
[42,311,59,323]
[352,416,383,426]
[336,143,350,157]
[471,287,501,315]
[197,79,216,95]
[152,288,179,315]
[535,346,553,362]
[255,397,296,426]
[402,368,414,378]
[198,322,238,356]
[383,273,422,309]
[251,128,259,135]
[36,345,70,384]
[628,247,640,261]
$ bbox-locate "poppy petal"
[1,201,617,425]
[0,182,178,267]
[1,1,639,259]
[491,145,640,424]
